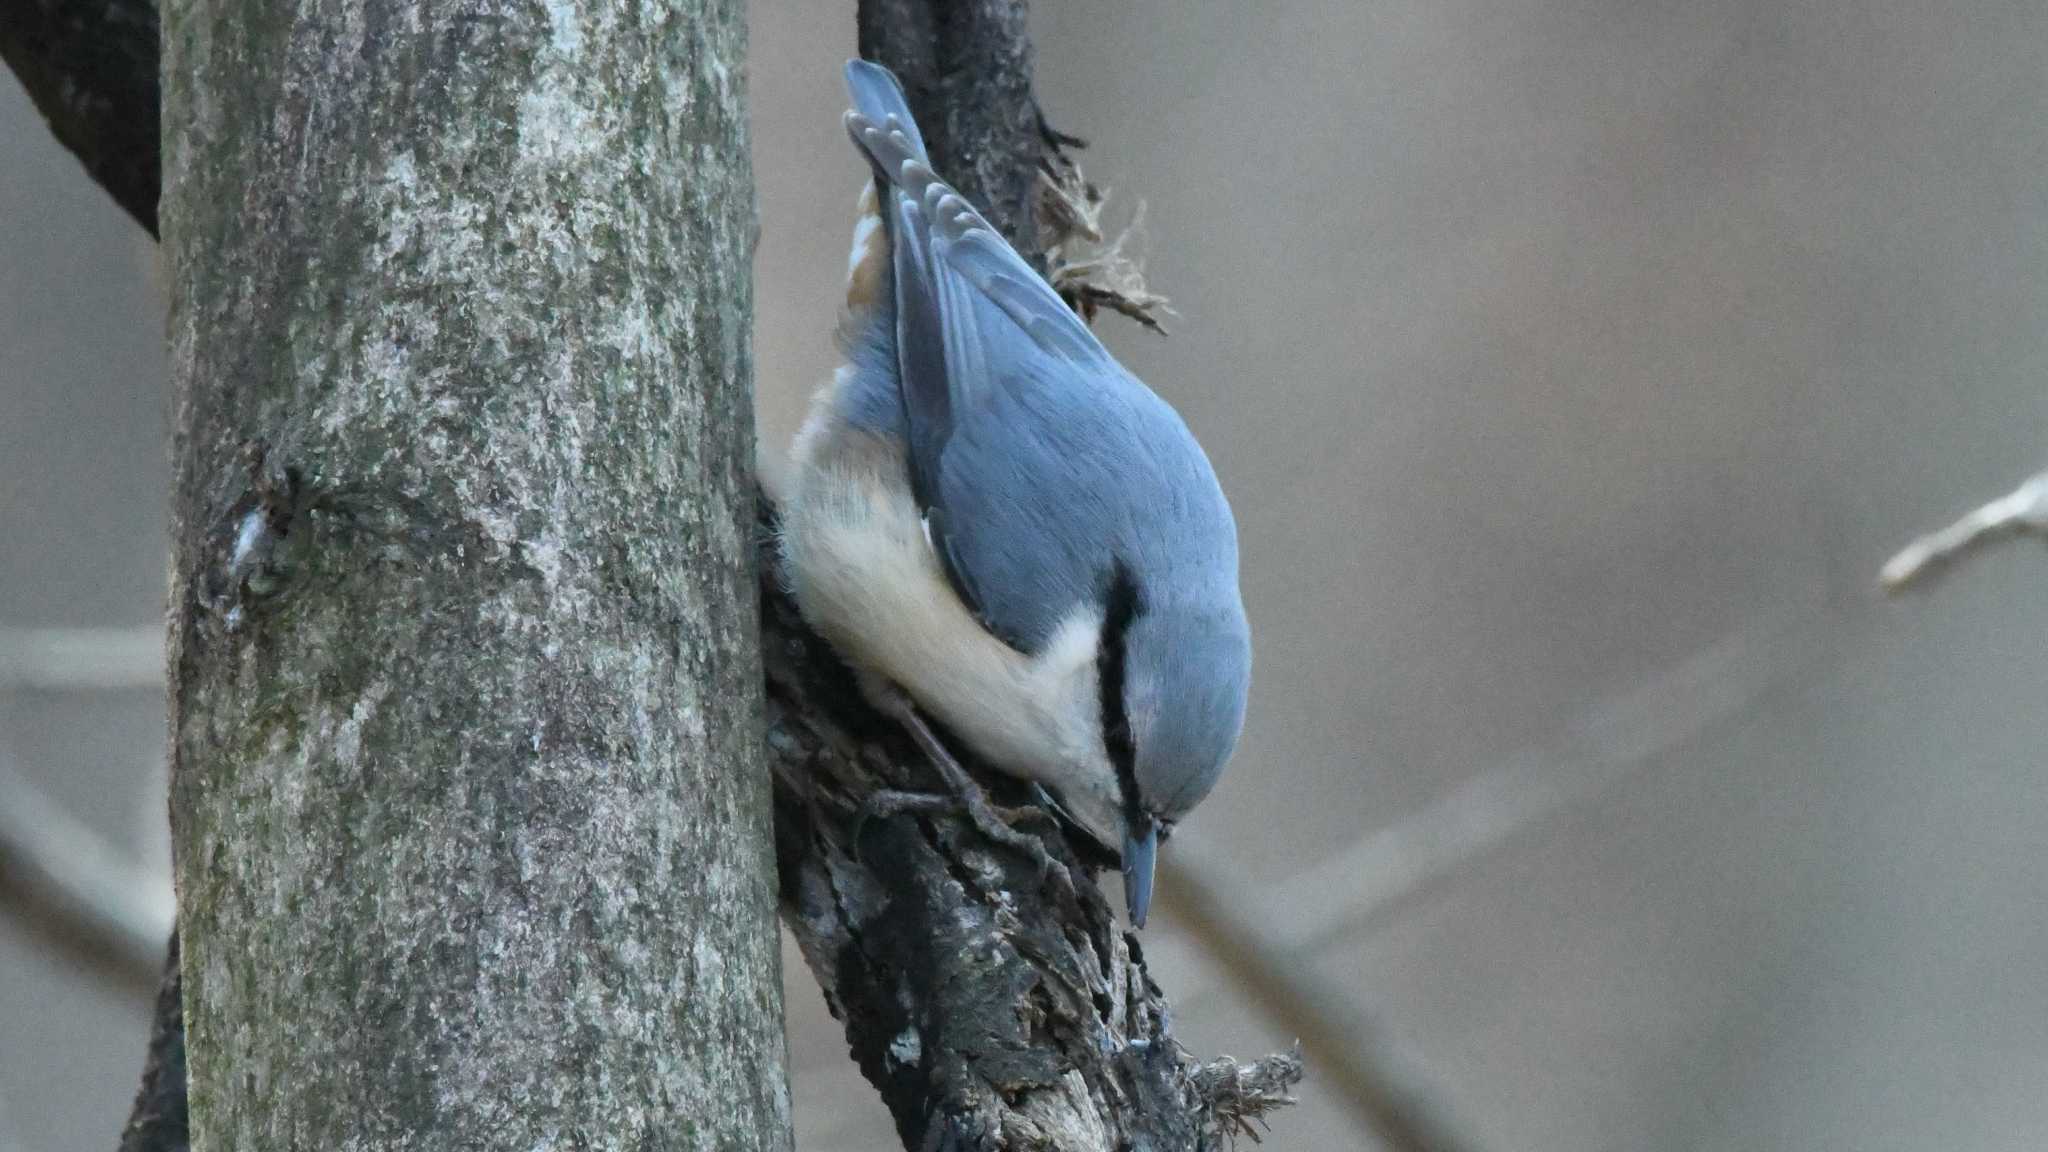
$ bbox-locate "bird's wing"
[844,62,1134,645]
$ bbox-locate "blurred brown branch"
[0,749,172,997]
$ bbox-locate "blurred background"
[7,0,2048,1148]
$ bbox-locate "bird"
[776,59,1251,928]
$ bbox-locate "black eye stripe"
[1097,560,1144,824]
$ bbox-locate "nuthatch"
[777,61,1251,927]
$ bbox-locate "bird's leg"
[862,692,1074,893]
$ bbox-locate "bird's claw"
[868,692,1076,897]
[953,790,1075,896]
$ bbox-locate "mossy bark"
[158,2,789,1149]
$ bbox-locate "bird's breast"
[779,399,1122,844]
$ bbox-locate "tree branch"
[115,936,188,1152]
[1881,467,2048,591]
[0,749,173,997]
[0,0,159,236]
[1164,835,1487,1151]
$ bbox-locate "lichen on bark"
[159,2,789,1149]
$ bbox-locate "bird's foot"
[868,692,1076,896]
[856,787,1058,845]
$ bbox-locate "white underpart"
[778,382,1125,850]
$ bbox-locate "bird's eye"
[1157,820,1175,844]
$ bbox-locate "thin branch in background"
[0,749,173,996]
[1274,608,1814,953]
[0,625,172,996]
[1880,468,2048,591]
[0,626,164,691]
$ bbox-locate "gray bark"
[159,2,790,1149]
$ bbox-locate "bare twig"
[1880,468,2048,591]
[0,749,173,996]
[1275,611,1811,953]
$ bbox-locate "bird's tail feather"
[843,60,931,183]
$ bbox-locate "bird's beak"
[1122,816,1159,928]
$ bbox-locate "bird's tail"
[843,60,931,183]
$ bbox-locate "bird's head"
[1096,565,1251,926]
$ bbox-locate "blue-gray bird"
[777,60,1251,927]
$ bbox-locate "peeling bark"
[159,2,789,1149]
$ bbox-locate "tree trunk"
[158,2,790,1149]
